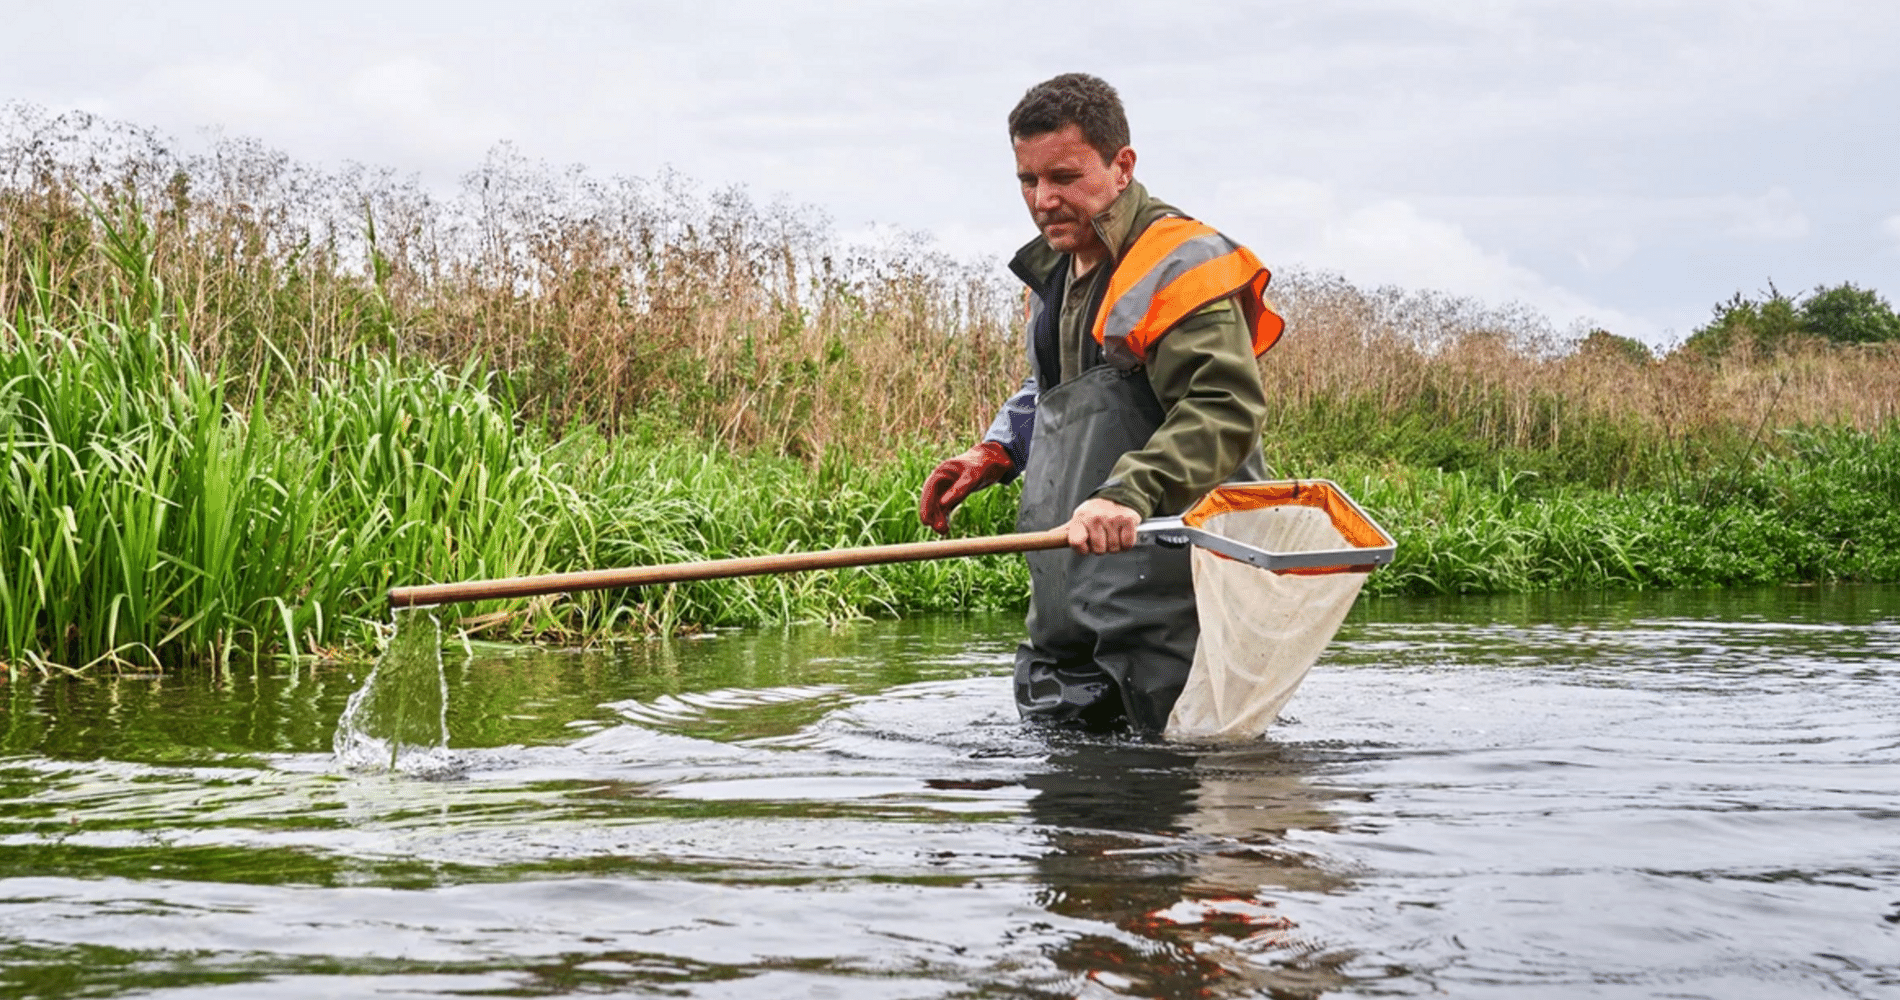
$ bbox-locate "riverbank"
[5,298,1896,671]
[0,310,1030,669]
[4,112,1898,670]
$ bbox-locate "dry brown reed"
[1266,270,1900,484]
[4,104,1893,476]
[0,106,1019,460]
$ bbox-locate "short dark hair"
[1007,73,1130,165]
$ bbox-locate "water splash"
[333,607,460,777]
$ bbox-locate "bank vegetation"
[3,106,1897,671]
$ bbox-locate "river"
[2,586,1896,998]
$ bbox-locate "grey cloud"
[2,0,1897,344]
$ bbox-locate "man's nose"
[1031,181,1061,212]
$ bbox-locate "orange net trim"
[1184,481,1391,551]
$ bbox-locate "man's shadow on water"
[1018,733,1366,999]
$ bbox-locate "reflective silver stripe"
[1099,231,1238,366]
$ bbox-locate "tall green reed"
[1336,433,1900,598]
[12,104,1893,488]
[5,107,1900,671]
[0,218,1028,669]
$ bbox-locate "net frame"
[1148,479,1395,741]
[1137,480,1395,571]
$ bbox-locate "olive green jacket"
[987,180,1270,519]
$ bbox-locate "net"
[1155,481,1394,741]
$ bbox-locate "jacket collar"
[1009,179,1154,291]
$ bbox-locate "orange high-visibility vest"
[1089,217,1284,369]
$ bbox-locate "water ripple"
[1,594,1896,997]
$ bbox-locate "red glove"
[918,441,1014,535]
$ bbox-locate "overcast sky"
[4,0,1898,345]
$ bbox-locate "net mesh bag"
[1164,481,1393,741]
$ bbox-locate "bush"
[1799,282,1900,345]
[1682,284,1804,356]
[1683,281,1900,355]
[1575,328,1653,364]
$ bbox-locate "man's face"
[1013,124,1135,256]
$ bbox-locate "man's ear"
[1112,146,1137,189]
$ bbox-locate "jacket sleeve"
[981,376,1037,480]
[1088,298,1267,518]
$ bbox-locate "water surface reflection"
[0,586,1895,997]
[1027,740,1360,997]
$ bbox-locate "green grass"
[1323,436,1900,596]
[4,128,1899,671]
[8,282,1896,672]
[0,294,1028,670]
[5,268,1898,670]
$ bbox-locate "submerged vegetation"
[3,105,1898,671]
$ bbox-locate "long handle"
[386,527,1072,608]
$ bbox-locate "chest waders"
[1014,364,1261,732]
[1007,210,1275,733]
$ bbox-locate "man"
[918,73,1283,733]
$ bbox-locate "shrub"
[1575,328,1652,364]
[1683,281,1900,356]
[1682,284,1804,356]
[1799,282,1900,345]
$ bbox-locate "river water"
[1,587,1896,998]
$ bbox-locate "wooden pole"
[386,527,1071,608]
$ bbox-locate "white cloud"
[344,57,511,168]
[1721,187,1808,241]
[347,58,449,121]
[131,61,295,128]
[1215,177,1650,339]
[1413,189,1810,262]
[916,220,1025,265]
[3,0,1895,346]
